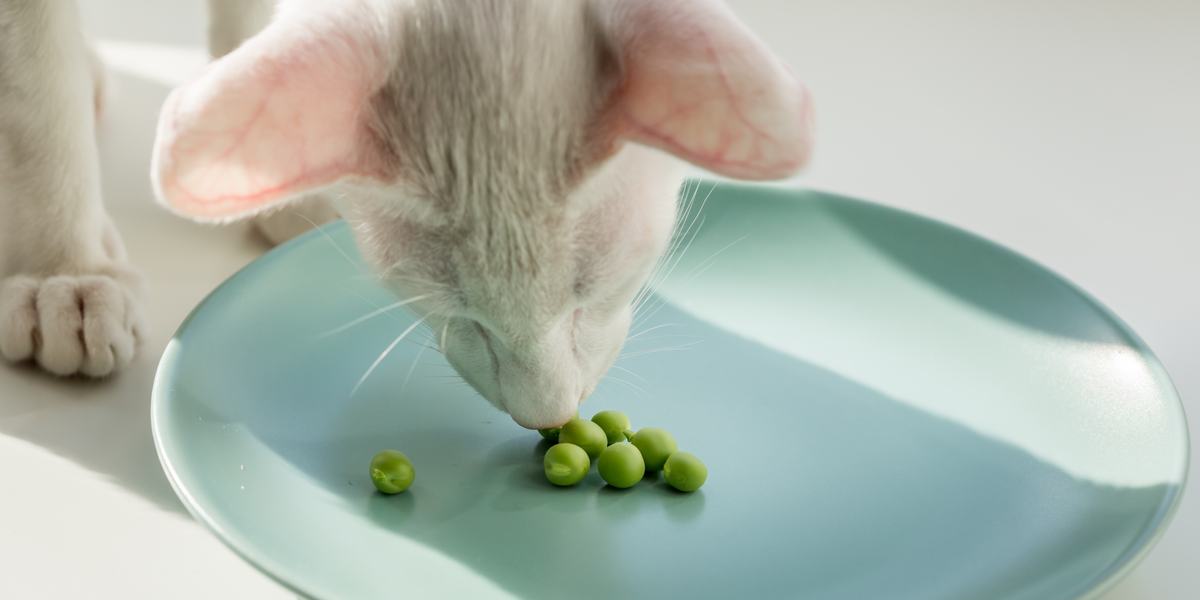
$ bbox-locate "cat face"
[152,0,813,429]
[344,144,684,428]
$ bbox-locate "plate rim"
[151,253,334,599]
[150,180,1190,600]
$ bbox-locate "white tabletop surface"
[2,1,1196,598]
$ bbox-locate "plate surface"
[152,182,1188,599]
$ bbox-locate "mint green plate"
[152,182,1188,599]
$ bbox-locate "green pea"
[630,427,677,471]
[597,443,645,489]
[369,450,415,494]
[544,443,590,486]
[591,410,632,445]
[558,418,608,460]
[663,452,707,492]
[537,411,577,442]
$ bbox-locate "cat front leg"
[0,1,144,377]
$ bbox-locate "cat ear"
[152,7,395,222]
[600,0,814,180]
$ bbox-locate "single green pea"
[597,443,645,489]
[591,410,632,445]
[537,411,577,442]
[630,427,677,471]
[369,450,415,494]
[663,452,707,492]
[544,443,590,486]
[558,418,608,460]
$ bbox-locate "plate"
[152,182,1188,599]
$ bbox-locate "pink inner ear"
[610,0,814,180]
[152,13,393,221]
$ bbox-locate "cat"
[2,0,813,429]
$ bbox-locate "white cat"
[2,0,813,429]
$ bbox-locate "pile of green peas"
[542,410,708,493]
[367,410,707,496]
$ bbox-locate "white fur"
[149,0,811,429]
[0,1,143,377]
[0,0,810,423]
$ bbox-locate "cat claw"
[0,273,144,377]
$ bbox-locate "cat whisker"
[288,217,438,341]
[291,210,434,339]
[350,316,427,397]
[397,344,429,398]
[629,180,706,314]
[626,322,680,341]
[292,211,366,276]
[663,181,715,272]
[625,333,701,345]
[609,364,648,384]
[632,181,716,323]
[684,234,748,282]
[603,375,651,397]
[619,340,702,360]
[643,210,707,299]
[317,294,429,338]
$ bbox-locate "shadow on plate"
[198,295,1178,600]
[687,186,1136,345]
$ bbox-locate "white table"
[2,1,1195,597]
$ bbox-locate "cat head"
[152,0,813,429]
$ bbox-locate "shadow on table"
[0,57,261,517]
[0,361,185,513]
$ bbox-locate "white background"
[0,1,1195,597]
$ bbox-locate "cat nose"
[508,396,578,429]
[503,380,580,430]
[490,327,583,430]
[511,413,571,430]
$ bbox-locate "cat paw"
[0,273,144,377]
